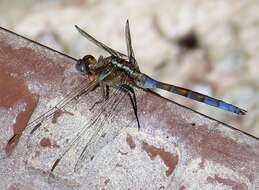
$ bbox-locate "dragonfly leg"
[119,84,140,130]
[89,83,110,111]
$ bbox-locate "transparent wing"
[125,20,135,60]
[125,20,140,71]
[75,25,127,59]
[50,86,127,173]
[73,88,127,171]
[27,79,99,136]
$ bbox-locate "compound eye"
[83,55,97,65]
[76,55,96,75]
[75,59,87,73]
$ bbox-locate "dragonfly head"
[76,55,97,75]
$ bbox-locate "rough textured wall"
[0,1,258,135]
[1,25,259,190]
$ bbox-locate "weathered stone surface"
[1,0,257,136]
[0,23,259,189]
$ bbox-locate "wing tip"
[74,25,80,30]
[238,109,247,115]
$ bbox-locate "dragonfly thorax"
[110,57,139,78]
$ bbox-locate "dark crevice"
[176,31,200,50]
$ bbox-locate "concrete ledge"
[0,26,259,190]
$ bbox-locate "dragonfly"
[73,21,246,115]
[26,20,246,177]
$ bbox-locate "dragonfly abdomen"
[140,74,246,115]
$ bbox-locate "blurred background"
[0,0,258,137]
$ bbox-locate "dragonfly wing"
[75,25,127,59]
[125,20,140,71]
[28,79,99,135]
[139,73,247,115]
[74,87,127,171]
[49,87,126,173]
